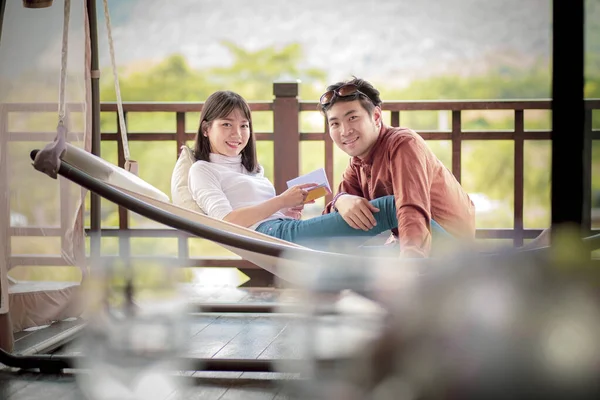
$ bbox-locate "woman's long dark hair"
[193,91,259,173]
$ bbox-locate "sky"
[0,0,554,87]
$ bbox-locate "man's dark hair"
[319,76,383,117]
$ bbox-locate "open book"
[286,168,332,203]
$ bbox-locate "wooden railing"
[3,82,599,286]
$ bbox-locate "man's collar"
[351,124,388,167]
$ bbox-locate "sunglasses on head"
[319,83,368,107]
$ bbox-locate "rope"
[58,0,71,124]
[102,0,131,163]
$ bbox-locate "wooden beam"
[551,0,586,236]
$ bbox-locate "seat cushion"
[62,143,170,203]
[171,146,205,213]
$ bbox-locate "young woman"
[188,90,449,252]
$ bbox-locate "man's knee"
[371,195,396,210]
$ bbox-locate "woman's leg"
[257,195,449,248]
[292,195,397,243]
[257,195,398,243]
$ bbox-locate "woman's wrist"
[273,195,286,211]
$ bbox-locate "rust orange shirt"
[324,125,476,257]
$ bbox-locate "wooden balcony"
[3,82,600,289]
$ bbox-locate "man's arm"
[323,162,363,214]
[390,137,433,258]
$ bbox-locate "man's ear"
[373,106,383,126]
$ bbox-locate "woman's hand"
[284,204,305,220]
[277,183,318,208]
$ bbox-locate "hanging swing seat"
[43,142,341,284]
[32,143,600,282]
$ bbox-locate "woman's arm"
[222,196,285,227]
[189,163,315,228]
[188,163,235,220]
[224,184,317,227]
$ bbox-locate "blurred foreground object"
[76,260,191,400]
[277,229,600,399]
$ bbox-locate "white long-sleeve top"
[188,153,290,230]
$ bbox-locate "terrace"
[1,81,599,398]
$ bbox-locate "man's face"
[326,100,382,159]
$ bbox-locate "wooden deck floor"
[1,286,376,399]
[0,370,292,399]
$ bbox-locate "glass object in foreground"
[275,230,600,399]
[76,260,191,400]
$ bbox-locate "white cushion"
[62,143,170,203]
[171,146,205,214]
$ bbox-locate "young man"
[320,77,476,258]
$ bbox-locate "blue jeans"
[255,195,451,252]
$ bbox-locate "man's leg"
[256,196,399,250]
[287,195,399,244]
[264,195,452,250]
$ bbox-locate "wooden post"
[272,82,300,194]
[583,109,593,237]
[513,110,525,247]
[87,0,102,261]
[0,105,10,319]
[550,0,585,237]
[176,111,186,156]
[116,112,131,262]
[0,312,13,352]
[175,112,189,262]
[451,110,462,183]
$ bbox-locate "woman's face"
[205,108,251,157]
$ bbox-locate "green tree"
[206,41,327,100]
[101,54,217,102]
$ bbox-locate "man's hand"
[335,194,380,231]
